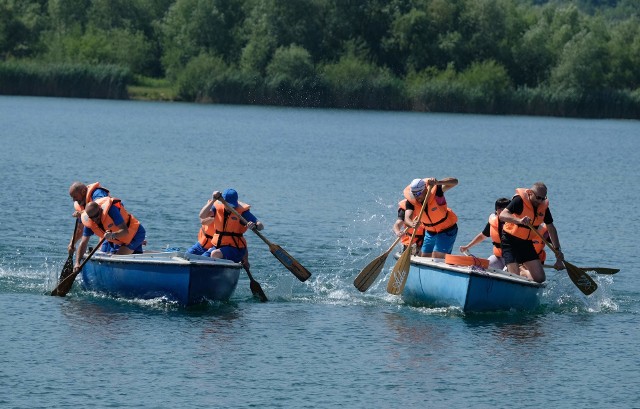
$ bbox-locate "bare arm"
[459,232,487,254]
[436,177,458,193]
[499,208,530,226]
[199,199,215,225]
[105,222,128,242]
[404,209,417,228]
[74,235,90,271]
[393,219,404,237]
[247,221,264,231]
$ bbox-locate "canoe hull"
[402,257,544,312]
[81,251,241,305]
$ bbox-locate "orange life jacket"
[532,223,548,263]
[503,188,549,241]
[81,197,140,246]
[403,181,457,233]
[74,182,109,212]
[488,213,503,257]
[211,201,250,249]
[398,199,425,246]
[197,220,216,249]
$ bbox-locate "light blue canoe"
[400,256,545,312]
[81,251,241,305]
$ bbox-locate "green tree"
[550,27,610,91]
[607,17,640,89]
[160,0,244,78]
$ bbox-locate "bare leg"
[522,259,546,283]
[518,264,532,280]
[209,249,224,259]
[431,251,446,259]
[505,262,519,276]
[116,246,134,255]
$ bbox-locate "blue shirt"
[82,205,125,237]
[92,188,109,201]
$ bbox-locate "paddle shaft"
[353,233,403,292]
[57,218,79,282]
[51,236,106,296]
[214,195,270,246]
[527,224,597,295]
[68,218,79,255]
[215,194,311,281]
[527,224,561,258]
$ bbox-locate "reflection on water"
[463,313,546,343]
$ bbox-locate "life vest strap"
[200,226,213,239]
[423,212,448,228]
[215,230,243,237]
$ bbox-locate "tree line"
[1,0,639,118]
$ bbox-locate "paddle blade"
[353,253,389,292]
[51,263,79,296]
[583,267,619,275]
[564,260,598,295]
[250,279,268,302]
[269,243,312,282]
[387,249,411,295]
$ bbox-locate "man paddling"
[68,182,110,251]
[403,177,459,258]
[198,189,263,267]
[73,199,146,273]
[499,182,564,282]
[459,197,510,270]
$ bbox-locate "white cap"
[410,178,425,195]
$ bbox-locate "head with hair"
[409,178,426,198]
[530,182,548,204]
[494,197,510,211]
[85,201,101,220]
[69,181,88,205]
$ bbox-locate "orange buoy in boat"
[444,254,489,269]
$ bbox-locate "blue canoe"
[81,251,242,305]
[400,256,545,312]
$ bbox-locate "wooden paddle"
[51,236,106,296]
[215,193,311,282]
[527,225,597,295]
[353,235,402,292]
[56,218,79,291]
[387,181,434,295]
[243,263,268,302]
[543,265,619,275]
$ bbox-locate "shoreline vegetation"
[1,0,639,119]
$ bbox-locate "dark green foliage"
[1,0,639,117]
[0,61,131,98]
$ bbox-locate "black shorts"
[501,233,539,264]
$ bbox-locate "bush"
[321,54,406,110]
[264,44,327,107]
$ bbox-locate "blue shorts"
[202,246,246,263]
[186,242,209,256]
[421,225,458,255]
[101,225,146,254]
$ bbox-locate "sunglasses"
[533,194,547,201]
[412,190,424,197]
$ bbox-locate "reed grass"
[0,61,131,99]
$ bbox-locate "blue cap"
[222,188,239,207]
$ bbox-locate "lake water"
[1,96,638,408]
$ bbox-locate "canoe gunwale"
[401,254,546,289]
